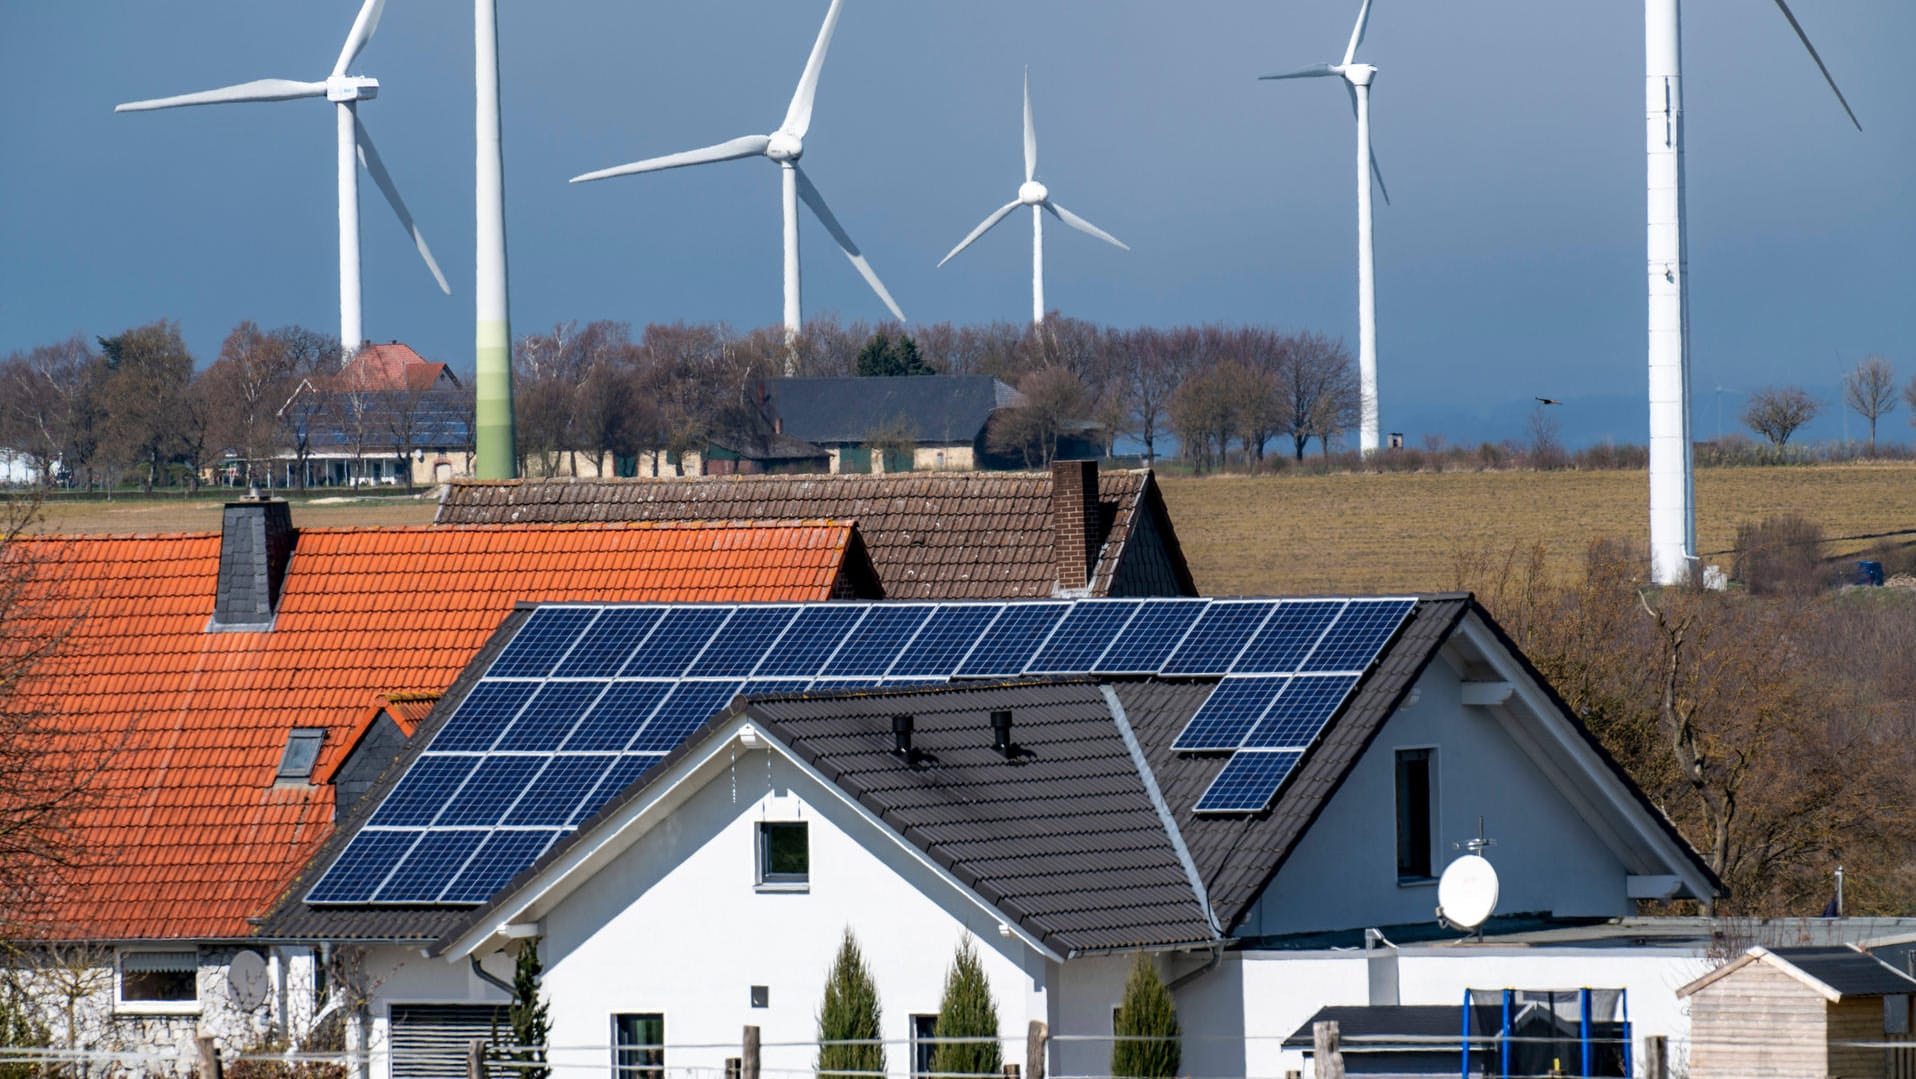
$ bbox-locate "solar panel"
[823,605,934,676]
[1162,602,1279,674]
[569,754,666,825]
[756,606,868,676]
[552,607,664,678]
[1097,600,1206,673]
[620,607,734,677]
[374,829,486,903]
[1027,601,1142,673]
[1232,600,1344,674]
[1240,674,1361,748]
[438,830,560,903]
[503,756,616,826]
[1193,750,1303,814]
[738,679,809,698]
[438,755,546,826]
[489,607,597,679]
[1304,599,1416,673]
[686,606,800,677]
[561,681,671,752]
[890,605,1003,676]
[956,603,1068,676]
[306,830,419,903]
[627,681,744,753]
[494,681,605,752]
[429,681,539,752]
[368,757,479,827]
[1171,677,1290,752]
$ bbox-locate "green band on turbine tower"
[475,319,515,479]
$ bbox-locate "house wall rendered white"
[1237,661,1630,939]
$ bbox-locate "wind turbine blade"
[1023,68,1037,183]
[1769,0,1861,130]
[1259,64,1337,82]
[1341,0,1375,67]
[938,200,1022,267]
[793,164,906,321]
[115,79,328,111]
[1044,201,1129,251]
[334,0,387,76]
[569,135,771,183]
[356,117,451,295]
[780,0,844,139]
[1344,83,1391,206]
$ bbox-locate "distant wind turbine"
[1262,0,1390,457]
[938,70,1129,326]
[473,0,515,480]
[115,0,450,358]
[1643,0,1859,585]
[571,0,904,344]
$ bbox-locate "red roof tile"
[3,520,859,941]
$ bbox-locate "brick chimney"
[212,496,295,630]
[1051,458,1100,592]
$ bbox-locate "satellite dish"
[1436,854,1500,931]
[228,949,270,1011]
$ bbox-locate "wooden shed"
[1679,945,1916,1078]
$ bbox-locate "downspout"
[470,954,514,996]
[1166,944,1223,993]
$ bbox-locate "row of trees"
[1739,354,1908,453]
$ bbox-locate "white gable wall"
[1236,657,1630,938]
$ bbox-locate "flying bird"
[1536,398,1561,406]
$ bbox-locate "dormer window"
[277,729,325,783]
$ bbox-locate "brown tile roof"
[434,468,1196,600]
[330,342,456,393]
[1,520,869,942]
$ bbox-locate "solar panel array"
[307,596,1415,905]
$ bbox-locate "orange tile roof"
[3,520,859,941]
[330,342,456,393]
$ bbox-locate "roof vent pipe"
[891,714,914,758]
[990,710,1014,758]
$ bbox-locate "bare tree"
[1118,327,1191,466]
[0,337,96,488]
[1166,361,1239,473]
[1742,385,1820,449]
[1278,332,1359,461]
[92,321,195,491]
[987,365,1091,468]
[1841,355,1895,455]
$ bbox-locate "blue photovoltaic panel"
[738,679,809,698]
[494,681,605,752]
[1194,750,1304,814]
[756,606,868,676]
[430,681,539,752]
[503,756,616,826]
[1097,600,1206,673]
[1241,674,1361,748]
[561,681,670,751]
[890,605,1002,676]
[805,678,881,693]
[1162,602,1279,675]
[1232,601,1344,674]
[306,830,419,903]
[368,756,479,827]
[620,607,734,677]
[823,605,934,676]
[438,829,560,903]
[552,608,663,678]
[956,603,1068,676]
[1027,601,1142,673]
[373,829,487,902]
[687,606,800,677]
[437,755,547,826]
[1304,599,1415,673]
[628,681,744,753]
[569,753,666,825]
[489,607,597,679]
[1171,677,1290,751]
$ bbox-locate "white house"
[260,594,1756,1079]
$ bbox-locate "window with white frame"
[910,1014,939,1079]
[612,1013,664,1079]
[757,821,809,888]
[118,950,199,1010]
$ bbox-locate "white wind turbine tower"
[115,0,450,358]
[938,71,1130,326]
[571,0,905,347]
[1262,0,1390,457]
[1643,0,1858,585]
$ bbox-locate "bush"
[507,942,550,1079]
[816,929,884,1079]
[931,939,1000,1078]
[1110,954,1180,1079]
[1732,514,1831,597]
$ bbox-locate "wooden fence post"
[1312,1019,1344,1079]
[1026,1020,1047,1079]
[742,1025,760,1079]
[1643,1035,1668,1079]
[1003,1065,1021,1079]
[196,1035,223,1079]
[467,1038,489,1079]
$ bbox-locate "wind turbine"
[1644,0,1858,585]
[115,0,450,359]
[1262,0,1390,457]
[474,0,515,480]
[571,0,905,344]
[937,71,1129,326]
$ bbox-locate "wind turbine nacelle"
[1343,63,1376,88]
[766,131,803,162]
[327,76,380,103]
[1018,180,1049,206]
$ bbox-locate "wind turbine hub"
[766,131,804,162]
[326,75,380,102]
[1018,180,1049,206]
[1343,63,1377,88]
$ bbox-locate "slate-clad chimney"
[213,497,295,629]
[1051,458,1100,592]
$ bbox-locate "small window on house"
[1395,748,1435,881]
[119,950,199,1008]
[758,821,808,887]
[612,1013,664,1079]
[278,728,325,781]
[910,1014,939,1079]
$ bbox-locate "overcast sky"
[2,1,1911,446]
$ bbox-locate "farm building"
[1678,944,1916,1078]
[253,342,473,489]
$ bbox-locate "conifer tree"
[931,938,1001,1078]
[1110,952,1180,1079]
[508,941,551,1079]
[815,928,885,1079]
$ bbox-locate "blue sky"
[2,1,1911,447]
